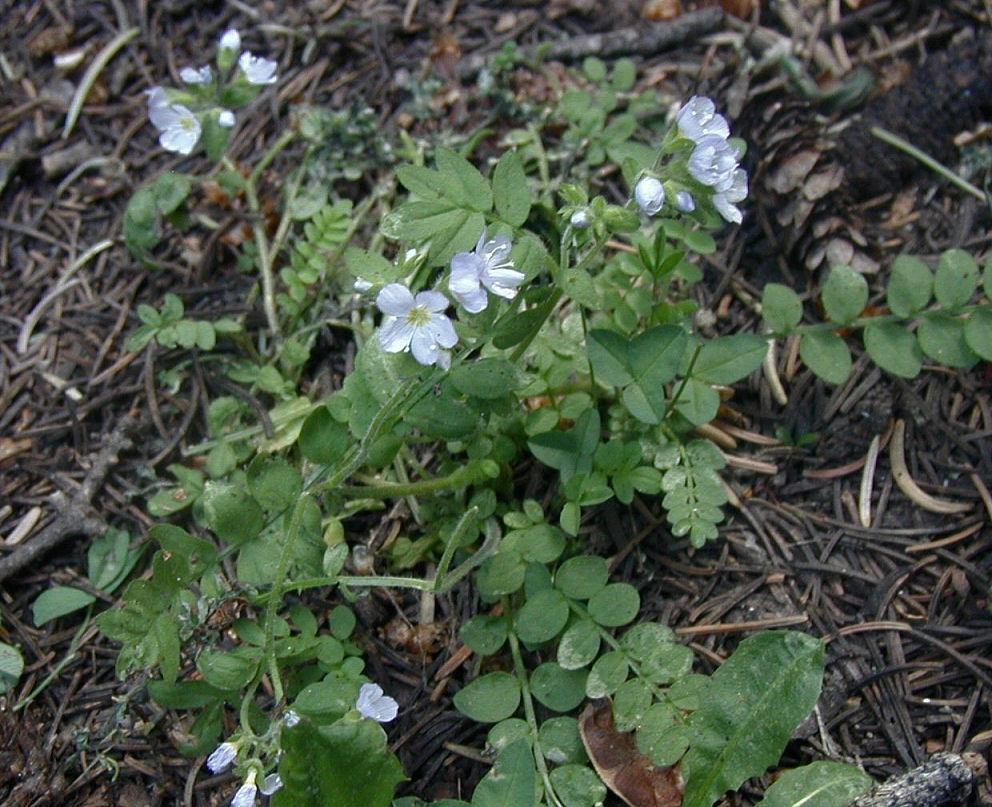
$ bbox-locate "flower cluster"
[373,228,524,369]
[634,96,748,224]
[145,28,278,156]
[204,686,396,805]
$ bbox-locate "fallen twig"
[847,752,974,807]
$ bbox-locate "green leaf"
[461,614,509,655]
[863,321,923,378]
[587,329,634,387]
[150,524,217,571]
[681,631,825,807]
[673,377,720,427]
[555,555,608,600]
[454,671,521,723]
[247,455,302,512]
[799,330,852,385]
[917,314,979,367]
[934,248,979,309]
[693,334,767,385]
[587,583,639,627]
[343,247,398,285]
[492,151,532,227]
[198,482,264,545]
[550,765,608,807]
[964,309,992,360]
[0,642,23,694]
[476,551,527,600]
[761,284,803,335]
[154,610,181,684]
[436,147,493,212]
[274,719,405,807]
[557,618,600,670]
[637,702,690,766]
[32,586,96,625]
[298,405,350,465]
[586,651,629,698]
[450,358,518,399]
[755,761,874,807]
[514,589,570,644]
[529,662,587,712]
[150,172,191,215]
[821,264,868,325]
[147,679,226,709]
[196,647,261,691]
[886,255,933,317]
[471,740,536,807]
[613,678,653,731]
[87,528,142,592]
[538,716,586,765]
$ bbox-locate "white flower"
[676,96,729,143]
[218,109,236,127]
[180,65,212,85]
[232,771,258,807]
[356,682,399,723]
[260,773,283,795]
[376,284,458,369]
[675,190,696,212]
[634,176,665,215]
[206,741,238,773]
[219,29,242,53]
[687,134,740,189]
[448,230,524,313]
[353,277,373,293]
[570,210,590,229]
[283,710,301,727]
[147,94,201,155]
[711,168,748,224]
[238,52,278,85]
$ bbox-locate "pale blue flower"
[232,771,258,807]
[675,190,696,212]
[238,52,278,85]
[260,773,283,795]
[676,96,729,143]
[687,134,740,190]
[219,29,242,54]
[180,65,212,85]
[218,109,236,127]
[634,176,665,215]
[376,284,457,369]
[712,168,748,224]
[147,90,200,155]
[570,209,590,229]
[449,230,524,313]
[206,741,238,773]
[356,682,399,723]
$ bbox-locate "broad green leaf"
[587,583,640,627]
[461,614,509,655]
[32,586,96,625]
[198,482,264,545]
[629,325,689,385]
[150,524,217,570]
[636,701,690,766]
[396,164,448,200]
[154,610,181,684]
[292,673,358,719]
[563,265,601,308]
[681,631,825,807]
[558,618,601,670]
[450,358,518,399]
[586,651,628,698]
[863,321,923,378]
[762,283,803,334]
[886,255,933,317]
[821,264,867,325]
[934,248,979,309]
[917,313,979,367]
[453,671,521,723]
[514,589,570,644]
[196,647,261,691]
[298,405,350,465]
[247,455,302,512]
[613,677,653,731]
[343,247,397,285]
[529,662,587,712]
[964,309,992,360]
[755,761,873,807]
[487,718,533,753]
[436,147,492,212]
[538,716,586,765]
[150,172,191,215]
[503,524,566,564]
[87,528,142,592]
[587,329,633,387]
[673,377,720,427]
[492,151,532,227]
[475,551,527,600]
[693,334,767,385]
[0,642,23,694]
[147,680,226,709]
[471,740,536,807]
[274,719,405,807]
[799,330,852,385]
[555,555,608,600]
[549,765,607,807]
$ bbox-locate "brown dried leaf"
[769,150,820,194]
[642,0,683,21]
[720,0,756,18]
[579,701,684,807]
[802,165,844,200]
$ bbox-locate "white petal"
[425,314,458,348]
[376,283,413,316]
[206,741,237,773]
[219,28,241,53]
[239,52,278,85]
[482,235,513,267]
[159,125,199,155]
[231,782,258,807]
[450,252,483,285]
[148,99,180,130]
[713,193,743,223]
[436,349,452,371]
[180,65,212,85]
[453,285,488,313]
[218,109,236,127]
[483,267,525,298]
[415,289,450,314]
[677,95,729,142]
[260,773,283,795]
[378,318,414,353]
[410,330,442,366]
[356,683,399,722]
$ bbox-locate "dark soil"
[1,1,990,806]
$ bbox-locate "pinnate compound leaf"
[821,264,867,325]
[863,321,923,378]
[453,671,521,723]
[799,330,852,385]
[916,314,979,367]
[934,248,979,309]
[755,761,873,807]
[274,719,405,807]
[886,255,933,317]
[681,631,825,807]
[471,739,537,807]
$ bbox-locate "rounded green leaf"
[693,334,768,385]
[917,314,979,367]
[964,309,992,360]
[475,551,526,600]
[636,702,690,766]
[549,765,608,807]
[863,321,923,379]
[587,583,640,627]
[586,651,629,698]
[538,716,586,765]
[761,283,803,334]
[821,264,868,325]
[487,718,533,753]
[756,760,873,807]
[450,358,518,400]
[886,255,933,317]
[612,678,653,732]
[558,618,601,670]
[453,671,521,723]
[799,330,852,385]
[298,406,350,465]
[32,586,96,626]
[198,482,264,545]
[461,614,508,656]
[555,555,608,600]
[0,643,24,695]
[514,589,569,644]
[530,663,588,712]
[247,455,302,512]
[934,248,979,309]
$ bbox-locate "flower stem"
[337,459,498,499]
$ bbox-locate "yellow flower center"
[405,305,430,327]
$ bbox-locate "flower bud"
[634,176,665,216]
[218,29,241,71]
[217,109,236,128]
[570,209,590,229]
[675,190,695,212]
